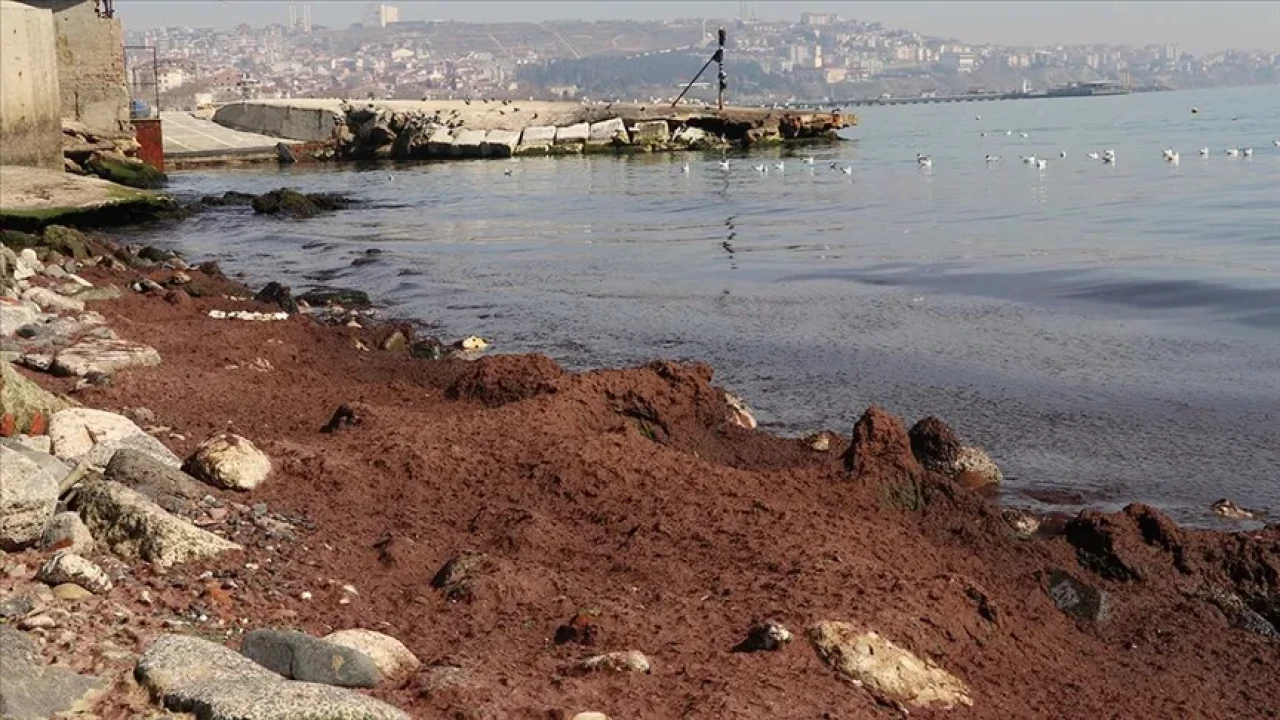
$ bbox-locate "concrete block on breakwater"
[426,127,454,156]
[516,126,556,153]
[587,117,628,145]
[451,129,487,157]
[482,130,520,158]
[632,120,670,145]
[554,123,589,146]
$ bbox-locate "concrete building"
[364,3,398,28]
[20,0,130,132]
[0,0,64,169]
[939,51,976,74]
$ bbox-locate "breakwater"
[210,99,854,161]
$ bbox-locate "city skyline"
[113,1,1280,56]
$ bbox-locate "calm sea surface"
[134,85,1280,525]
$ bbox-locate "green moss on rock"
[85,153,168,190]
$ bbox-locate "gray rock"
[137,633,407,720]
[1047,570,1110,621]
[41,511,95,554]
[0,625,103,720]
[21,287,84,314]
[0,437,73,484]
[73,480,241,568]
[13,433,53,454]
[36,550,112,594]
[241,629,381,688]
[1,301,38,336]
[105,448,208,517]
[0,360,71,436]
[49,408,180,468]
[0,596,34,620]
[51,338,161,377]
[0,444,60,550]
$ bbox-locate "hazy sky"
[117,1,1280,55]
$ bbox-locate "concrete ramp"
[213,102,340,143]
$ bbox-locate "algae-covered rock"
[1,361,71,436]
[85,152,167,189]
[41,226,89,260]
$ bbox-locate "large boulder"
[240,629,381,688]
[0,626,103,720]
[136,634,408,720]
[184,433,272,491]
[323,630,421,685]
[35,550,112,594]
[842,407,926,509]
[85,151,167,189]
[73,480,240,567]
[251,189,349,219]
[42,226,90,260]
[49,408,180,468]
[807,621,972,709]
[104,448,209,517]
[21,287,84,315]
[0,444,60,550]
[51,338,161,377]
[1,361,71,436]
[908,416,961,473]
[1,300,39,336]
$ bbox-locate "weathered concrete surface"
[587,117,628,145]
[426,127,454,155]
[213,102,341,143]
[0,1,63,170]
[516,125,556,152]
[23,0,129,133]
[632,120,670,145]
[481,130,520,157]
[451,129,486,157]
[161,111,301,155]
[0,166,167,231]
[554,122,589,146]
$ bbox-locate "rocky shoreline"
[1,225,1278,718]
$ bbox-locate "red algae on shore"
[4,255,1280,719]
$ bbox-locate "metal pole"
[671,55,716,108]
[152,45,160,115]
[717,27,726,110]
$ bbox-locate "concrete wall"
[213,102,340,142]
[0,0,63,169]
[22,0,129,132]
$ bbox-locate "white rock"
[41,511,95,554]
[579,650,651,674]
[807,621,972,709]
[587,117,628,145]
[954,445,1003,486]
[672,125,710,145]
[0,300,38,336]
[0,444,60,550]
[324,629,422,684]
[555,122,589,145]
[15,249,41,280]
[21,287,85,314]
[573,714,610,720]
[185,433,271,491]
[51,338,161,377]
[36,550,112,594]
[49,408,181,468]
[15,434,53,454]
[74,480,241,567]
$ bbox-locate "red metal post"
[133,118,164,172]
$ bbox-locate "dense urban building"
[123,5,1279,110]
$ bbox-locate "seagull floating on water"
[804,156,815,165]
[1199,147,1209,156]
[980,132,987,137]
[1059,150,1067,159]
[503,168,513,176]
[1036,158,1047,170]
[1273,140,1280,147]
[1225,148,1240,157]
[718,159,731,171]
[975,115,982,120]
[1005,130,1013,136]
[840,166,853,175]
[681,163,690,174]
[1087,151,1100,160]
[917,155,933,168]
[773,162,785,172]
[1242,147,1253,157]
[1019,132,1029,138]
[1166,151,1180,165]
[985,154,1000,163]
[1161,148,1176,160]
[1021,155,1037,165]
[753,163,767,173]
[1191,106,1199,114]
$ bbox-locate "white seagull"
[1226,148,1240,157]
[980,132,987,137]
[1036,158,1047,170]
[1166,151,1180,165]
[1102,149,1117,162]
[1059,150,1067,159]
[985,154,1000,163]
[1102,154,1116,165]
[803,156,815,165]
[1199,147,1209,156]
[753,163,767,173]
[1273,140,1280,147]
[681,163,690,174]
[1019,132,1029,138]
[839,166,853,175]
[773,161,785,172]
[1021,155,1037,164]
[1242,147,1253,157]
[718,159,731,170]
[917,155,933,168]
[1087,151,1100,160]
[1161,148,1176,160]
[1005,130,1013,136]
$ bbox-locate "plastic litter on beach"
[208,309,290,321]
